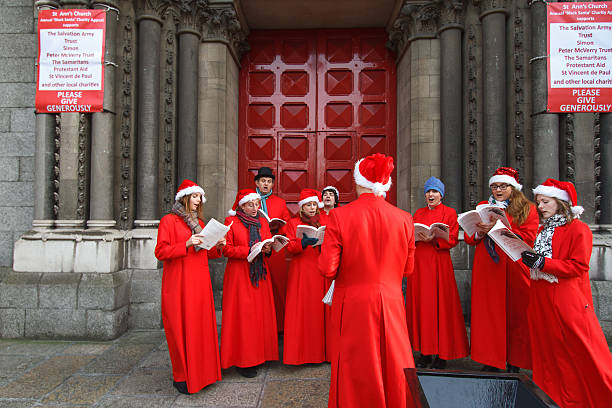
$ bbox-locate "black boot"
[507,364,520,373]
[431,356,446,369]
[236,366,258,378]
[173,381,190,394]
[416,354,433,368]
[481,364,500,372]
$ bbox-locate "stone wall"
[0,1,36,268]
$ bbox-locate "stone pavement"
[0,329,489,408]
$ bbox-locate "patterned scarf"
[236,208,267,287]
[257,188,272,215]
[531,214,567,283]
[482,196,510,263]
[171,201,202,252]
[299,211,321,228]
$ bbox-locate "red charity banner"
[35,9,106,113]
[547,1,612,113]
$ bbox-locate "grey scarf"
[530,214,567,283]
[171,201,203,251]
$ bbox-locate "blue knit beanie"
[424,176,445,197]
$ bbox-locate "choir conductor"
[319,153,416,408]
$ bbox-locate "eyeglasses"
[490,184,510,191]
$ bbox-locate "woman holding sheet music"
[221,189,278,378]
[154,180,225,394]
[406,177,469,369]
[520,179,612,407]
[283,189,330,364]
[463,167,539,373]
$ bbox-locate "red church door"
[239,29,396,212]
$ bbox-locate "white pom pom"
[571,205,584,218]
[318,201,324,208]
[228,209,236,216]
[372,182,385,197]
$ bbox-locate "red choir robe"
[528,219,612,407]
[319,193,416,408]
[464,201,539,370]
[320,211,335,361]
[261,194,292,332]
[155,214,222,393]
[406,203,469,360]
[220,215,279,369]
[283,215,328,364]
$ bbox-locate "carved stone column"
[33,0,61,230]
[135,3,163,225]
[529,0,558,183]
[600,113,612,223]
[89,0,119,228]
[479,0,508,183]
[439,1,463,211]
[177,2,203,183]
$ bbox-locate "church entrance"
[238,29,397,211]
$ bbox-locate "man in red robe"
[319,154,416,408]
[255,167,291,332]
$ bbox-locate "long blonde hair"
[507,187,533,226]
[180,194,204,220]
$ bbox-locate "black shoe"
[236,366,258,378]
[431,356,446,369]
[481,364,501,372]
[507,364,520,373]
[416,354,433,368]
[173,381,190,394]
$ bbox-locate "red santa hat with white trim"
[353,153,394,197]
[532,178,584,217]
[298,188,324,209]
[228,189,261,216]
[175,179,206,203]
[488,167,522,191]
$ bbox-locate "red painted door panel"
[239,29,396,209]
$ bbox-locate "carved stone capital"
[474,0,508,19]
[177,0,208,35]
[439,0,464,33]
[91,0,119,9]
[387,1,441,58]
[59,0,89,7]
[35,0,60,9]
[201,4,249,63]
[137,0,171,22]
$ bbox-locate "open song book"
[296,225,326,246]
[258,209,287,230]
[194,219,232,250]
[414,222,449,242]
[457,204,511,237]
[247,235,289,263]
[322,280,335,306]
[487,219,534,262]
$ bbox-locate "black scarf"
[236,208,267,287]
[530,214,567,283]
[171,201,202,252]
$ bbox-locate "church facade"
[0,0,611,339]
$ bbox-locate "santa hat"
[532,178,584,217]
[228,189,261,216]
[322,185,339,199]
[354,153,393,197]
[175,179,206,203]
[488,167,522,191]
[298,188,324,209]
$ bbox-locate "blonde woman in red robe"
[406,177,469,370]
[464,167,539,372]
[521,179,612,407]
[284,188,328,365]
[221,189,278,378]
[154,180,225,395]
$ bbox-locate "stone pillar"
[198,4,248,288]
[479,1,507,182]
[600,113,612,223]
[439,1,463,211]
[135,10,162,225]
[177,10,202,183]
[33,1,61,230]
[89,0,119,229]
[530,0,558,183]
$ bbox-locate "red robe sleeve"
[155,215,188,261]
[318,211,341,279]
[222,217,250,260]
[403,218,416,277]
[433,206,459,250]
[285,218,304,255]
[542,221,592,279]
